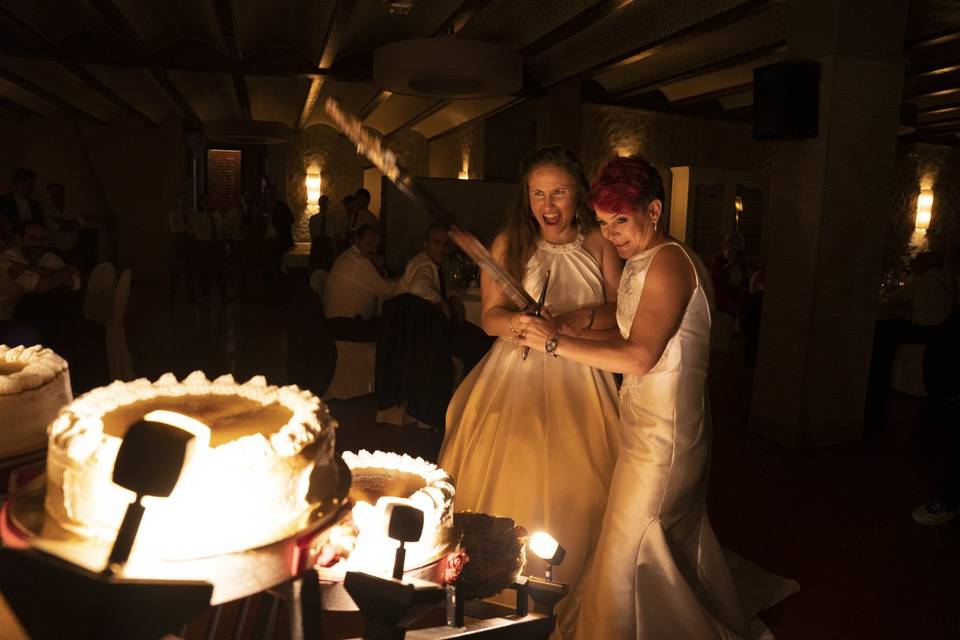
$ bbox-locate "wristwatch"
[545,335,560,358]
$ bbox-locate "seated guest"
[0,220,81,344]
[0,168,44,226]
[44,182,85,265]
[398,224,493,372]
[2,221,107,390]
[323,224,395,342]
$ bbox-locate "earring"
[653,220,658,232]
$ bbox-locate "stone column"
[749,0,908,446]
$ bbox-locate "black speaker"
[753,60,820,140]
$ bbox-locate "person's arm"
[407,262,442,303]
[520,245,695,375]
[357,258,396,298]
[553,229,622,335]
[479,232,539,338]
[34,253,80,291]
[16,268,76,293]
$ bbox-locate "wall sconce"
[459,153,469,180]
[916,189,933,231]
[306,164,322,213]
[734,196,743,229]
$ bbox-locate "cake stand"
[0,475,352,606]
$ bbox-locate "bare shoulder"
[581,227,607,258]
[489,230,509,259]
[647,244,696,292]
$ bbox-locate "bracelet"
[586,306,597,330]
[507,314,518,334]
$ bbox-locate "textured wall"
[885,141,960,276]
[390,129,430,178]
[751,52,906,446]
[0,111,183,281]
[285,123,365,242]
[580,104,772,198]
[429,122,485,179]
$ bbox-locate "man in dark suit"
[0,168,43,226]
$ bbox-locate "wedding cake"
[0,345,71,459]
[43,371,349,559]
[318,449,455,578]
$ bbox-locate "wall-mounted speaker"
[753,60,820,140]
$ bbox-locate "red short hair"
[589,155,665,215]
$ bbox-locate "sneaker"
[912,500,958,526]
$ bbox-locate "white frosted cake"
[43,371,349,559]
[319,449,455,578]
[0,345,72,459]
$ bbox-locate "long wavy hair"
[502,145,594,283]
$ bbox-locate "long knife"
[323,97,536,311]
[521,269,550,361]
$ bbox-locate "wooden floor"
[126,282,959,639]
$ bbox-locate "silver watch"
[545,335,560,357]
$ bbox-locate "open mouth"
[541,212,562,226]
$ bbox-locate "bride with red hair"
[521,155,794,639]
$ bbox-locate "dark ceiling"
[0,1,956,145]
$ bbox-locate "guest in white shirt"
[398,224,492,372]
[0,220,80,322]
[323,224,395,342]
[44,183,85,260]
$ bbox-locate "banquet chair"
[309,268,327,297]
[82,262,117,326]
[309,269,377,401]
[106,268,135,381]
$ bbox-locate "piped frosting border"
[0,344,67,395]
[49,370,336,461]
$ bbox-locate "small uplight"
[529,531,566,581]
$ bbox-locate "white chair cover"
[324,341,376,401]
[82,262,117,325]
[106,268,135,381]
[314,268,376,400]
[309,269,328,297]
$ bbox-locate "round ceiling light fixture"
[373,38,523,99]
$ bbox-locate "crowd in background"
[0,167,106,390]
[168,184,295,303]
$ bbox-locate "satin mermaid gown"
[576,241,750,640]
[440,234,620,640]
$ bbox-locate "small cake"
[319,449,455,578]
[44,371,349,559]
[0,345,71,459]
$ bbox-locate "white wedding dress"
[576,241,797,640]
[440,234,620,639]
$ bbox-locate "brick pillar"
[749,0,909,446]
